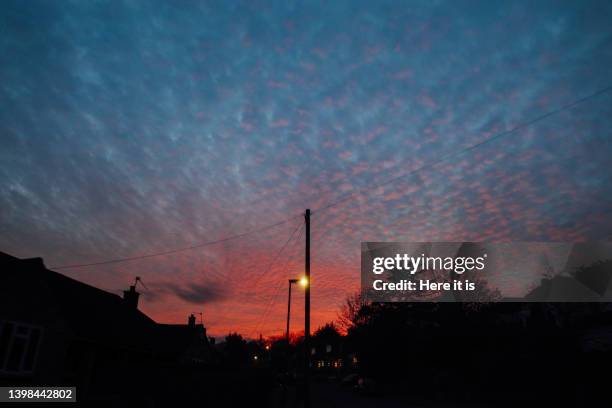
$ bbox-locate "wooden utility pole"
[304,208,311,407]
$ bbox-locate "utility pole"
[304,208,311,408]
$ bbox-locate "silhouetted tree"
[224,332,248,367]
[314,322,341,338]
[337,291,368,332]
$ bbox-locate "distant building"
[311,324,345,373]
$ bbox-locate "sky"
[1,0,612,338]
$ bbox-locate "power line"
[249,224,305,339]
[313,85,612,215]
[249,278,287,339]
[50,214,301,270]
[215,221,302,332]
[239,221,303,291]
[254,226,304,334]
[49,85,612,271]
[307,142,603,271]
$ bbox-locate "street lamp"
[287,277,308,344]
[287,279,299,344]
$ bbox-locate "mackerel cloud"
[1,0,612,336]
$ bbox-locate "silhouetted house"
[156,315,213,365]
[0,252,213,403]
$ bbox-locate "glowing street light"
[287,277,307,344]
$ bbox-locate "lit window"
[325,344,332,353]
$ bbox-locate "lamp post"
[287,279,298,344]
[286,277,309,345]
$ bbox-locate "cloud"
[164,281,227,305]
[1,0,611,335]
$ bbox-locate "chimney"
[123,285,140,309]
[188,313,196,327]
